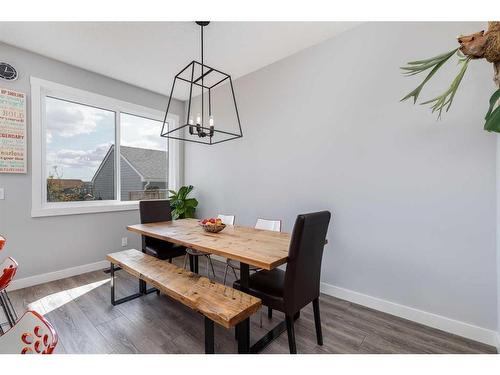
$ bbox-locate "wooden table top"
[127,218,290,270]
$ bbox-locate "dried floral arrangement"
[401,21,500,132]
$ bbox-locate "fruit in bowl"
[199,218,226,233]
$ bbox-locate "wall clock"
[0,62,18,81]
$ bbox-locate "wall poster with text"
[0,87,26,174]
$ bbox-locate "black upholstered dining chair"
[139,199,187,261]
[234,211,331,354]
[139,200,187,292]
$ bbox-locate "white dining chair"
[183,214,235,278]
[255,218,282,232]
[223,218,281,285]
[217,214,235,226]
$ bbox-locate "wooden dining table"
[127,218,291,353]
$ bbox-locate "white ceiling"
[0,22,359,100]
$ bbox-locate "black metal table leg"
[249,312,300,354]
[240,263,250,290]
[194,255,199,274]
[237,318,250,354]
[205,317,215,354]
[189,254,195,272]
[236,262,251,353]
[110,263,115,304]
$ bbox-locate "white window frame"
[31,77,180,217]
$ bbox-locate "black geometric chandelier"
[160,21,243,145]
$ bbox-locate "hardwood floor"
[3,257,496,354]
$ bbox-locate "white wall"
[497,135,500,347]
[185,22,498,333]
[0,42,183,280]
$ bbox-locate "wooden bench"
[106,249,261,353]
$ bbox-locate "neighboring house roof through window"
[91,145,167,183]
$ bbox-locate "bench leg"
[139,279,146,294]
[140,280,158,296]
[110,262,143,306]
[204,317,215,354]
[236,318,250,354]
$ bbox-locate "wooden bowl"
[199,223,226,233]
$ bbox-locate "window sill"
[31,201,139,218]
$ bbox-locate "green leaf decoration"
[403,49,460,66]
[419,56,471,118]
[184,207,196,218]
[171,209,181,220]
[402,48,498,133]
[184,198,199,208]
[177,186,188,199]
[485,88,500,120]
[167,185,198,219]
[400,48,458,104]
[484,106,500,133]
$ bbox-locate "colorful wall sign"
[0,87,26,174]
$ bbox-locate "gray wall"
[185,22,498,330]
[0,41,184,279]
[497,135,500,342]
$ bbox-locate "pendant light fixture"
[160,21,243,145]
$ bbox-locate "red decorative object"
[0,257,18,293]
[0,235,5,251]
[0,311,58,354]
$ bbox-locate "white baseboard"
[320,282,498,348]
[7,260,109,291]
[5,257,498,349]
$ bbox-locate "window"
[45,97,115,202]
[31,78,180,217]
[120,113,168,202]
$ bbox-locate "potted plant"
[168,185,199,219]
